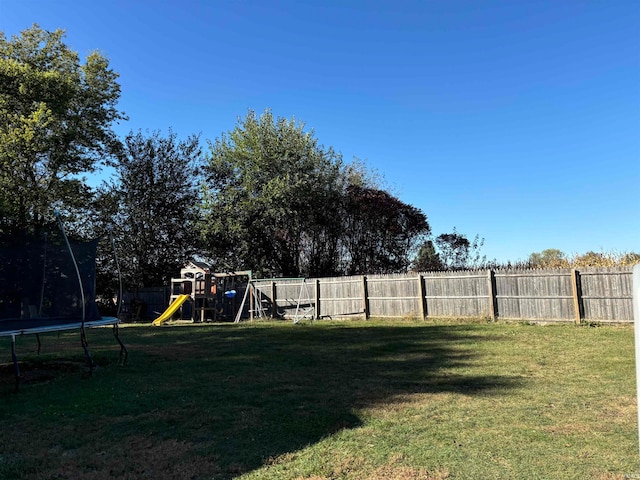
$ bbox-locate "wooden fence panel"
[420,271,490,317]
[274,279,307,318]
[318,275,364,318]
[250,280,272,318]
[123,287,169,321]
[250,266,635,323]
[579,267,634,322]
[494,269,574,321]
[367,274,422,318]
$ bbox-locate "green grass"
[0,319,637,479]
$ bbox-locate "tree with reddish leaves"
[342,185,430,275]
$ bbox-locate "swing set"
[243,277,316,323]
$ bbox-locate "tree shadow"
[110,323,522,478]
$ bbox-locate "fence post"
[571,269,582,324]
[418,274,427,319]
[487,269,497,320]
[315,278,321,319]
[362,275,370,319]
[271,281,277,318]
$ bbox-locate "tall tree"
[433,229,487,270]
[203,109,345,277]
[95,130,203,290]
[412,240,443,271]
[0,25,125,234]
[342,184,430,274]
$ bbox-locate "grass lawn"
[0,319,637,479]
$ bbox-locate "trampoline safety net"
[0,232,102,332]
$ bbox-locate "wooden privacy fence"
[253,267,636,324]
[122,287,170,321]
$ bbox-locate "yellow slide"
[152,294,190,326]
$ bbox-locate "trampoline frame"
[1,317,127,391]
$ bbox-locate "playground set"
[151,264,316,325]
[152,263,253,325]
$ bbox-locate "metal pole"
[56,211,93,373]
[39,233,47,315]
[55,211,85,323]
[108,225,124,318]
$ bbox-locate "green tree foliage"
[0,25,125,234]
[413,229,487,271]
[203,109,431,278]
[95,130,203,290]
[435,229,486,270]
[412,240,443,271]
[527,248,568,268]
[202,109,345,277]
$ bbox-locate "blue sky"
[2,0,639,263]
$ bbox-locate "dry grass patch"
[367,454,449,480]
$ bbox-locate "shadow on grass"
[121,323,519,478]
[0,322,522,479]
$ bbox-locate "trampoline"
[0,219,127,390]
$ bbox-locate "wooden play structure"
[151,263,319,325]
[152,262,252,325]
